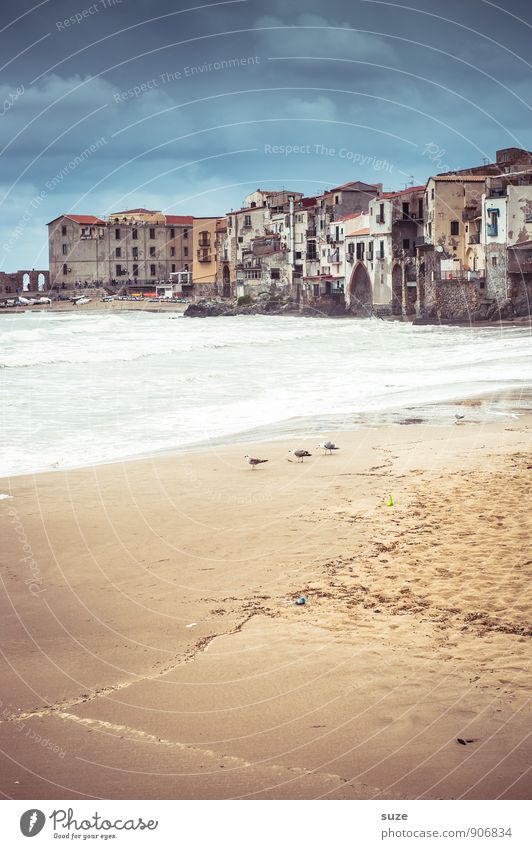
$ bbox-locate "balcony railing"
[197,251,212,262]
[508,258,532,274]
[468,234,480,244]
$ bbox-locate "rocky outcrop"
[184,295,298,318]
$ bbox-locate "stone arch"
[22,273,30,291]
[392,264,403,315]
[348,263,372,315]
[38,273,45,291]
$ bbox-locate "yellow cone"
[388,495,394,507]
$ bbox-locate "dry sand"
[0,418,530,799]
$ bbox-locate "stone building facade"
[48,209,193,290]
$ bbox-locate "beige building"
[47,208,193,290]
[191,217,224,295]
[424,175,487,267]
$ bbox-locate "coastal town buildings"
[47,208,193,291]
[39,147,532,318]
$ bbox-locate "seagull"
[288,449,312,463]
[316,441,339,455]
[454,414,465,424]
[244,454,268,469]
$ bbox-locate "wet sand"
[0,419,530,799]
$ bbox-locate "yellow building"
[192,217,223,295]
[424,175,487,267]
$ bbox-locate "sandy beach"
[0,418,530,800]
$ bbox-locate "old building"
[226,189,303,297]
[482,170,532,312]
[0,269,49,297]
[47,208,193,290]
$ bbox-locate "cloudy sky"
[1,0,531,269]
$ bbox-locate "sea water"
[1,310,530,477]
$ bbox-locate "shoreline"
[1,417,530,799]
[0,300,530,327]
[1,387,531,482]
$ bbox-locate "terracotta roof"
[346,227,370,236]
[165,215,194,225]
[380,185,425,198]
[433,175,487,182]
[336,211,363,222]
[328,181,380,193]
[112,208,157,214]
[63,214,105,225]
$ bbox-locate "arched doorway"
[392,264,403,315]
[38,273,45,291]
[222,264,231,298]
[348,263,372,315]
[22,273,30,291]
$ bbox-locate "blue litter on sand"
[295,596,307,605]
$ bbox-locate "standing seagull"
[316,441,340,455]
[244,454,268,470]
[288,449,312,463]
[454,414,465,424]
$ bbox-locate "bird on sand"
[244,454,268,469]
[316,441,340,455]
[454,414,465,424]
[288,449,312,463]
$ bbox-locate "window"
[149,246,156,257]
[115,228,120,239]
[418,198,423,219]
[402,202,410,220]
[132,228,138,240]
[368,241,374,260]
[334,195,339,205]
[487,210,499,236]
[313,284,320,297]
[184,247,188,256]
[115,247,121,258]
[183,229,188,239]
[116,264,122,276]
[132,247,139,260]
[270,268,280,280]
[356,242,364,260]
[170,227,175,238]
[402,239,410,250]
[62,263,68,274]
[491,256,498,267]
[244,215,252,227]
[295,251,302,260]
[149,228,155,239]
[150,264,156,276]
[133,264,139,277]
[62,244,68,255]
[238,237,243,244]
[335,226,340,241]
[431,188,435,200]
[171,246,176,257]
[61,225,67,236]
[428,222,432,238]
[450,220,459,236]
[379,241,385,258]
[171,264,176,273]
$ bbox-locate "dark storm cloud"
[0,0,530,268]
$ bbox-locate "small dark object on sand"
[295,596,307,605]
[457,737,477,745]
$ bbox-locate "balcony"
[468,234,480,244]
[508,257,532,274]
[198,238,211,248]
[197,250,212,262]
